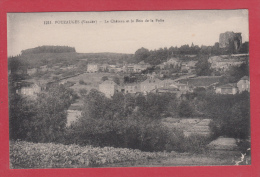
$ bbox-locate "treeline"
[133,42,249,65]
[21,46,76,55]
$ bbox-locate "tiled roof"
[178,76,221,87]
[217,83,237,89]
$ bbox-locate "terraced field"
[161,117,212,137]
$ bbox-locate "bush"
[178,100,193,117]
[101,76,108,81]
[79,79,86,85]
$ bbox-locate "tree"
[113,76,120,85]
[195,55,212,76]
[101,76,108,81]
[224,62,249,83]
[134,47,150,63]
[9,84,77,143]
[178,100,193,117]
[79,88,88,96]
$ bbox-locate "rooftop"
[178,76,221,87]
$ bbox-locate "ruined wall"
[219,31,242,53]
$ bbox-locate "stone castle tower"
[219,31,242,52]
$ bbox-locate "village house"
[124,64,135,73]
[157,63,166,70]
[133,61,151,73]
[178,76,221,89]
[107,65,116,73]
[180,62,189,72]
[140,78,163,93]
[215,83,238,95]
[152,79,187,97]
[147,72,157,80]
[66,99,83,127]
[99,64,108,72]
[237,76,250,93]
[180,61,197,73]
[124,83,140,94]
[159,70,170,77]
[154,86,181,95]
[99,80,118,98]
[209,56,245,71]
[170,82,191,93]
[27,68,37,75]
[167,57,180,65]
[39,65,49,72]
[87,63,99,73]
[15,81,41,97]
[156,58,180,70]
[187,61,197,69]
[60,65,75,71]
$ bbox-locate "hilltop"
[9,46,134,69]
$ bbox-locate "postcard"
[7,10,251,168]
[1,4,259,177]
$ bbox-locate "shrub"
[79,79,86,85]
[178,100,193,117]
[101,76,108,81]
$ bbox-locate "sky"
[7,10,249,56]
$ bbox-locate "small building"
[15,82,41,97]
[134,61,151,73]
[159,70,170,77]
[237,76,250,93]
[167,58,180,65]
[87,63,99,73]
[125,64,135,73]
[27,68,37,75]
[157,63,166,70]
[99,64,108,72]
[178,76,221,89]
[170,82,191,93]
[140,78,163,93]
[124,83,140,94]
[215,83,238,95]
[153,86,181,97]
[99,80,118,98]
[66,99,83,127]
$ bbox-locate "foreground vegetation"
[10,141,171,168]
[10,140,247,168]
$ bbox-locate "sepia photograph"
[7,10,250,169]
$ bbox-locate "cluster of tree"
[21,46,76,55]
[123,74,147,84]
[133,42,249,65]
[205,92,250,139]
[185,90,250,139]
[9,84,77,142]
[195,55,212,76]
[64,90,208,152]
[222,62,249,83]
